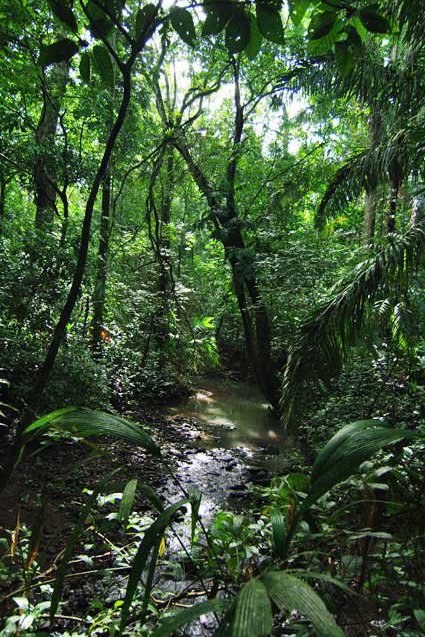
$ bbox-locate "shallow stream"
[164,376,283,525]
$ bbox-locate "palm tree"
[281,5,425,427]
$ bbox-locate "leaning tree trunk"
[34,61,70,230]
[173,136,278,407]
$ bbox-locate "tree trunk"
[34,61,70,230]
[0,175,6,233]
[91,169,112,355]
[156,148,174,365]
[19,70,133,431]
[363,188,377,244]
[363,111,381,245]
[173,136,278,406]
[388,169,402,233]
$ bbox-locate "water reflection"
[172,378,282,449]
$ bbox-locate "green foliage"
[232,578,272,637]
[92,45,114,87]
[169,7,197,47]
[24,407,160,455]
[1,1,425,635]
[261,571,346,637]
[39,38,79,66]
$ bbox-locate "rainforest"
[0,1,425,635]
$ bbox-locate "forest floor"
[0,388,280,627]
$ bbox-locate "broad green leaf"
[50,471,118,624]
[359,5,390,34]
[92,44,114,87]
[262,571,346,637]
[46,0,78,32]
[289,0,310,27]
[119,479,138,526]
[151,599,230,637]
[225,11,250,53]
[202,2,233,35]
[292,570,355,595]
[39,38,79,67]
[86,1,114,37]
[135,4,156,39]
[245,13,263,59]
[350,15,368,41]
[232,579,272,637]
[335,41,354,78]
[169,7,196,46]
[308,10,337,40]
[256,3,285,44]
[271,508,286,558]
[307,21,342,56]
[23,407,160,456]
[307,421,409,506]
[120,499,190,630]
[79,51,91,83]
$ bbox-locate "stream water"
[156,378,284,635]
[172,377,282,449]
[164,377,283,526]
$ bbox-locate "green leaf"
[308,10,337,40]
[346,26,362,55]
[232,579,272,637]
[350,16,368,41]
[335,40,354,78]
[86,1,114,37]
[256,3,285,44]
[46,0,78,32]
[120,499,190,630]
[151,599,230,637]
[289,0,310,27]
[292,570,355,595]
[119,479,138,526]
[271,508,286,559]
[190,488,202,543]
[92,45,114,87]
[135,4,156,39]
[23,407,160,456]
[262,571,346,637]
[307,420,409,506]
[79,51,91,83]
[414,609,425,632]
[50,471,118,624]
[359,5,390,34]
[169,7,196,46]
[39,38,79,67]
[225,11,251,53]
[307,20,342,56]
[203,2,233,35]
[137,482,164,512]
[245,13,263,59]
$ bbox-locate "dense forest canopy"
[1,0,425,635]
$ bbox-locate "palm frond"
[315,153,367,230]
[281,219,425,428]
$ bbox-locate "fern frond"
[281,219,425,428]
